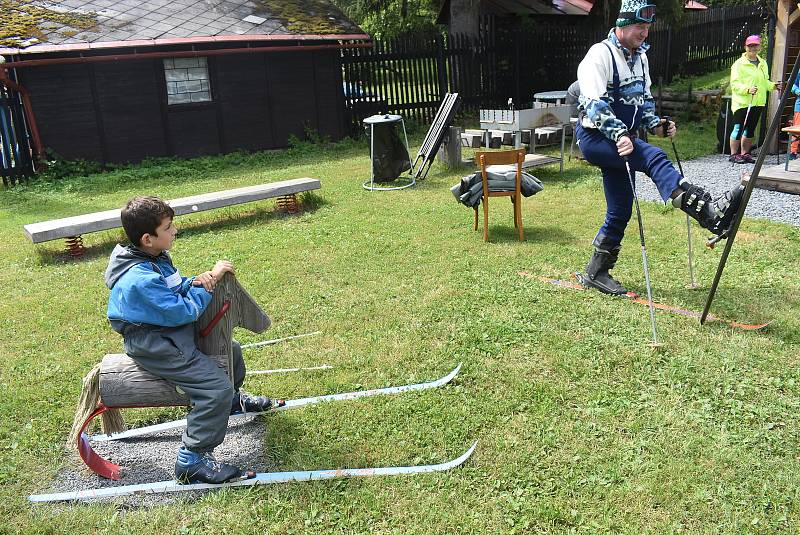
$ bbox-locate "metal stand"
[363,115,415,191]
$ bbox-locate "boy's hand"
[211,260,235,280]
[193,271,217,292]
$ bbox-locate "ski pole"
[742,95,753,127]
[738,94,754,157]
[663,116,697,289]
[622,151,661,348]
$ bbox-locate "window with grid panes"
[163,57,212,105]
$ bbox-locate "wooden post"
[767,0,789,154]
[438,126,464,168]
[665,27,672,83]
[718,9,727,70]
[513,34,521,105]
[436,34,448,99]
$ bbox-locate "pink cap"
[745,35,761,46]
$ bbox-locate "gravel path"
[34,414,274,507]
[636,152,800,227]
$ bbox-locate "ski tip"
[729,320,772,331]
[464,440,478,460]
[453,361,463,375]
[448,440,479,469]
[443,362,463,384]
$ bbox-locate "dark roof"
[0,0,368,54]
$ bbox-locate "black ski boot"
[672,180,744,236]
[175,446,255,484]
[230,390,285,415]
[576,236,629,296]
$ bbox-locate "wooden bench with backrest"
[23,178,320,256]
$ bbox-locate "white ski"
[247,364,333,375]
[29,441,477,503]
[240,331,322,349]
[91,363,462,443]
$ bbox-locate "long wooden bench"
[23,177,320,254]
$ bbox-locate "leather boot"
[576,235,629,295]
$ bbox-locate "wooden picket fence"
[340,4,766,133]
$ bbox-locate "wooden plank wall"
[19,49,346,164]
[21,64,103,161]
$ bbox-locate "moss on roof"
[260,0,362,34]
[0,0,96,48]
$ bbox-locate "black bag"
[366,116,411,182]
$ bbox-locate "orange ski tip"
[728,320,771,331]
[524,273,769,332]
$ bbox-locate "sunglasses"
[620,4,657,23]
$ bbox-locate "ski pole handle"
[660,116,671,138]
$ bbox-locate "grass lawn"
[652,68,732,95]
[1,127,799,533]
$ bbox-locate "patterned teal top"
[577,29,660,141]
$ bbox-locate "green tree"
[332,0,441,39]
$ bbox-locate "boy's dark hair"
[121,196,175,246]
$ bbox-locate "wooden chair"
[474,148,526,242]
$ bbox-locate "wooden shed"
[0,0,370,166]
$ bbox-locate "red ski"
[519,272,770,332]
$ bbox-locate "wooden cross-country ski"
[700,50,800,324]
[519,272,769,331]
[29,441,477,503]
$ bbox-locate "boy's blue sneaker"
[175,446,255,484]
[231,390,285,414]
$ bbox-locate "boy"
[104,196,282,484]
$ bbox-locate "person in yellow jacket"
[728,35,783,163]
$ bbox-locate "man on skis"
[574,0,744,295]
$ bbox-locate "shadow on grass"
[34,192,327,265]
[478,223,576,245]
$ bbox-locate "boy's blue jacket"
[105,244,212,332]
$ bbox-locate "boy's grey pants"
[122,323,246,453]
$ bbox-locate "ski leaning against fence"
[520,272,769,331]
[91,363,463,443]
[29,441,478,503]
